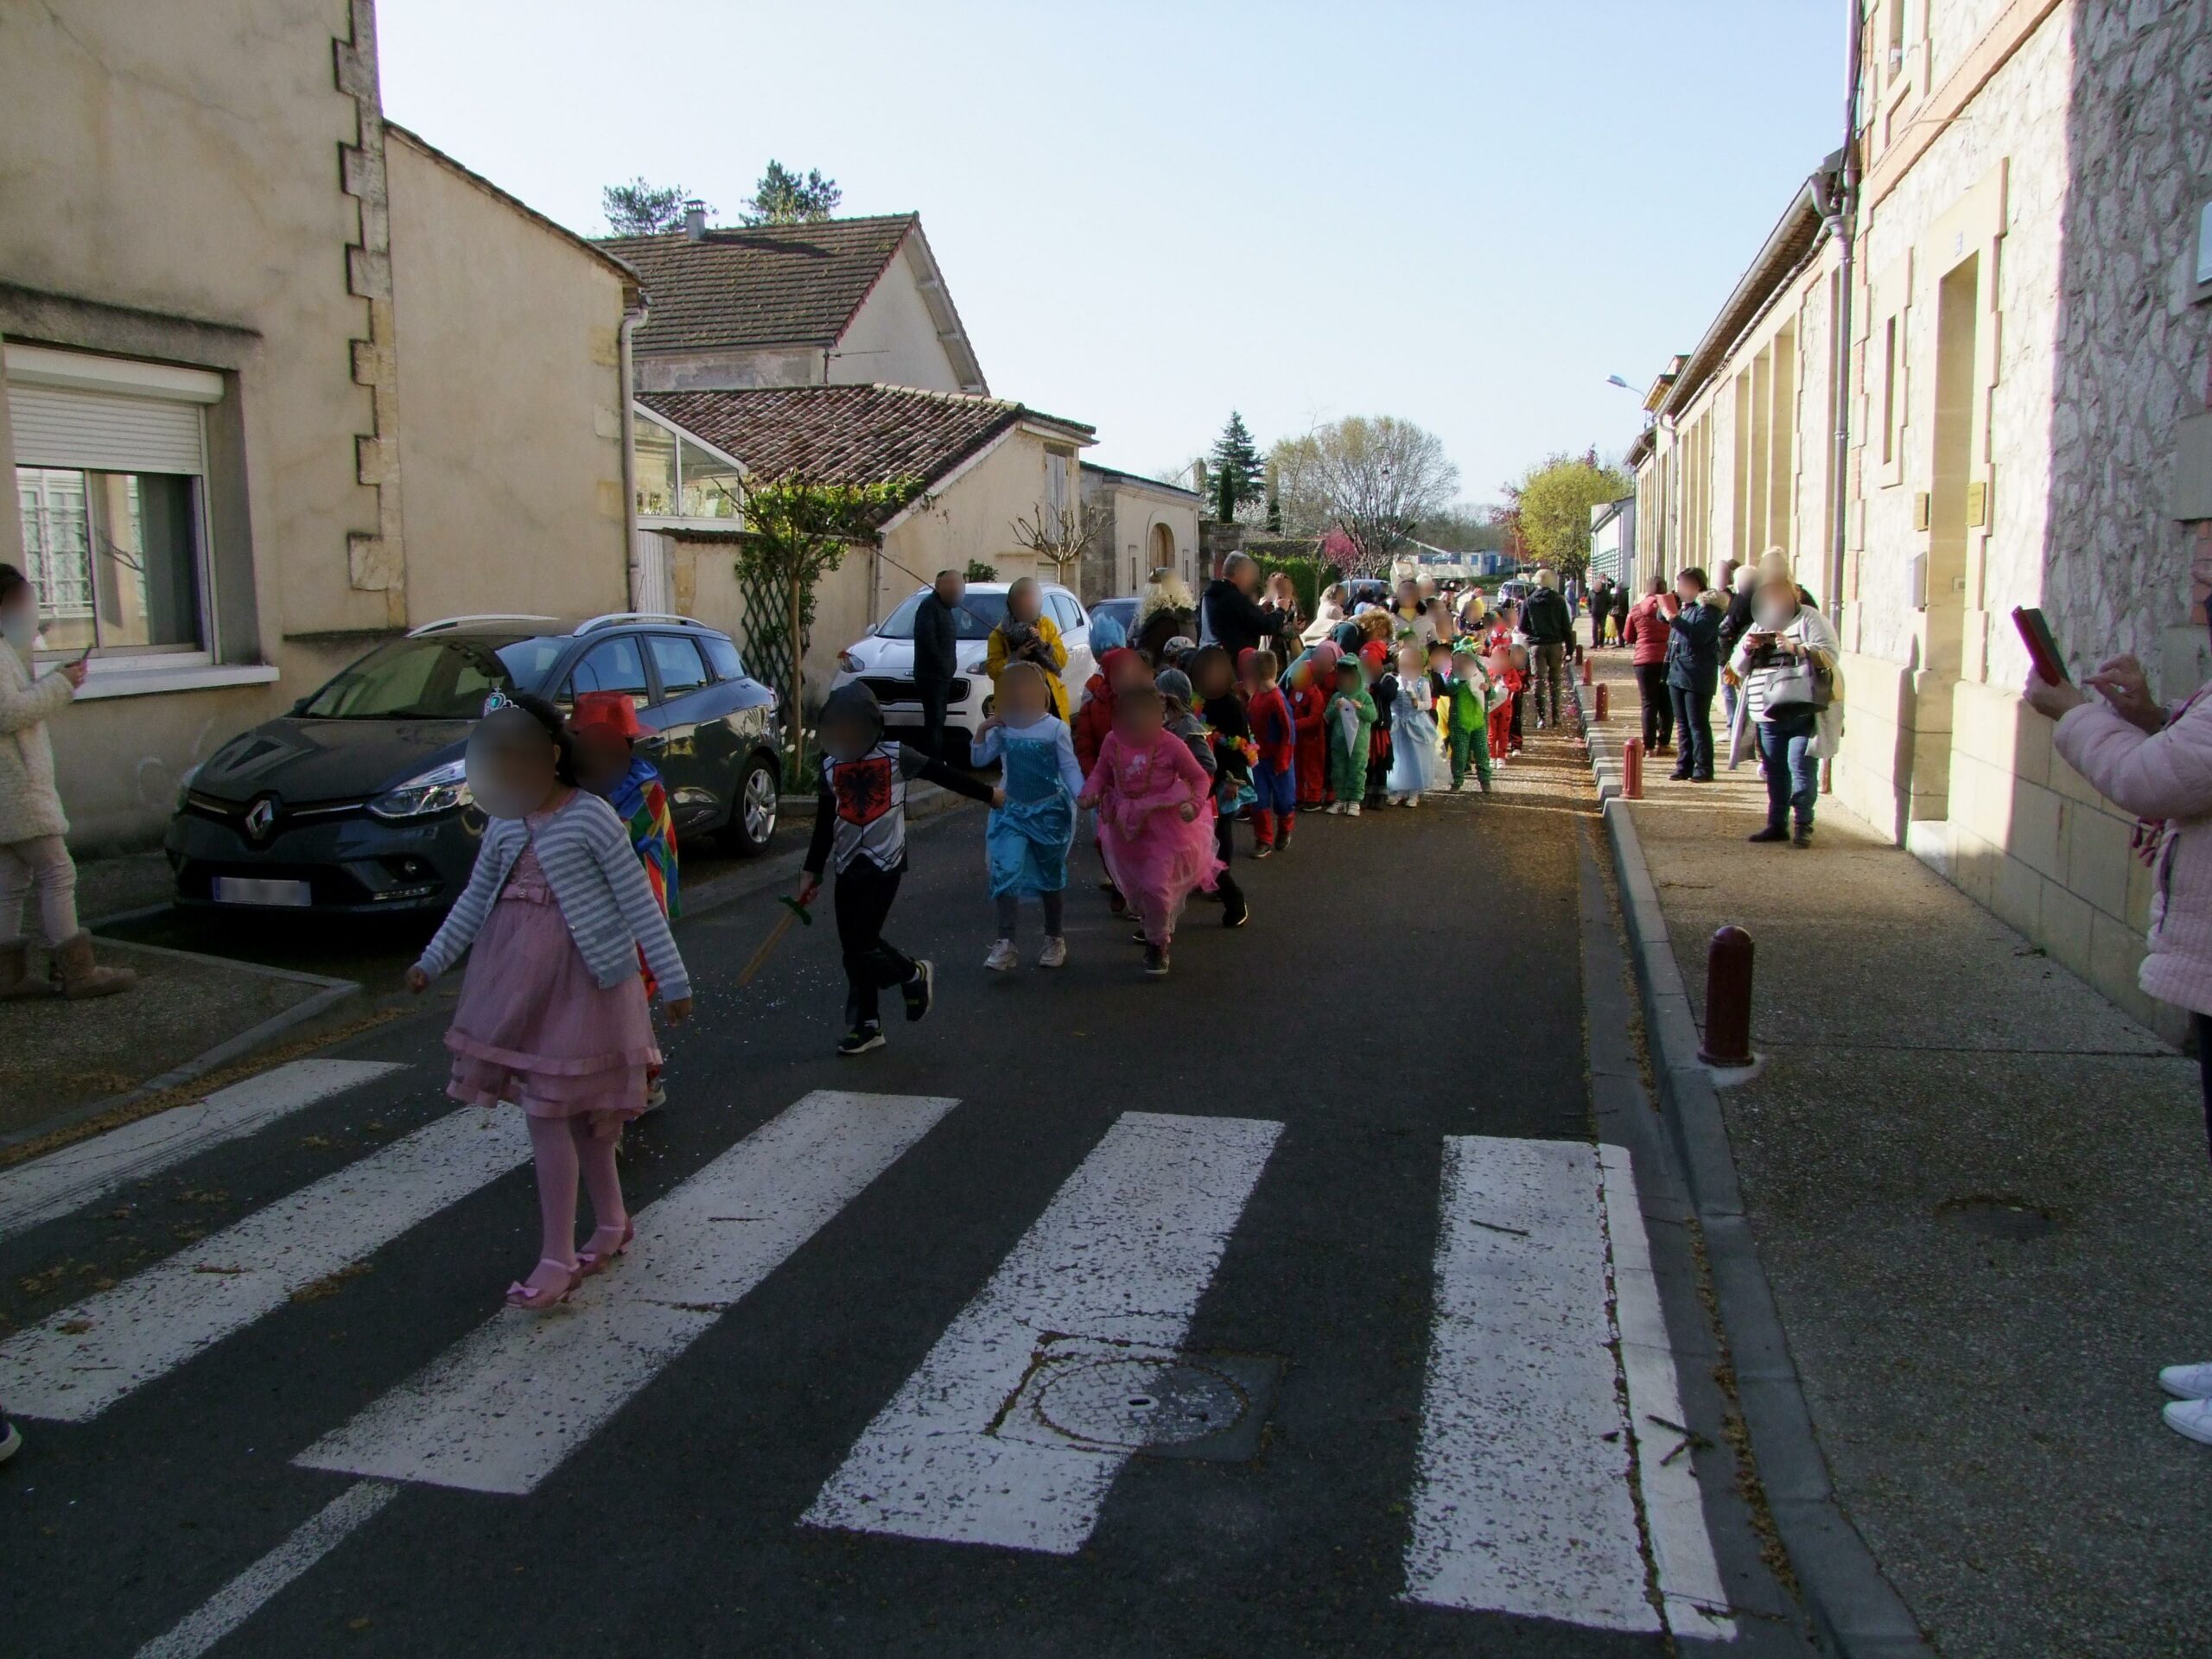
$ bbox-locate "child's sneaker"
[2164,1396,2212,1445]
[1039,936,1068,969]
[1252,842,1274,860]
[0,1414,20,1465]
[1345,803,1362,817]
[1223,887,1250,929]
[837,1023,885,1057]
[901,959,936,1022]
[983,939,1019,973]
[641,1073,667,1114]
[1143,944,1170,976]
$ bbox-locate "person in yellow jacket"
[985,576,1071,721]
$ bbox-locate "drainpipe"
[618,292,649,604]
[1829,0,1865,622]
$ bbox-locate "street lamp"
[1605,374,1635,391]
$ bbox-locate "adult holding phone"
[1728,547,1840,848]
[2023,584,2212,1446]
[0,563,136,1000]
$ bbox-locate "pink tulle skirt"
[444,877,658,1121]
[1099,800,1222,946]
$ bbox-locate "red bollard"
[1698,925,1756,1067]
[1594,682,1610,722]
[1581,658,1593,686]
[1623,737,1643,799]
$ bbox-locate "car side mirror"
[289,697,313,715]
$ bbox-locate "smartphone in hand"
[2012,607,2066,684]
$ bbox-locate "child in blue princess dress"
[972,660,1086,970]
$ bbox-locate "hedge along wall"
[1246,551,1342,622]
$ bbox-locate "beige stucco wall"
[634,345,824,393]
[834,245,963,393]
[0,0,384,848]
[1096,483,1199,598]
[880,429,1075,610]
[385,134,631,626]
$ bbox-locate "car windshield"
[876,590,1009,642]
[1091,599,1137,630]
[299,634,570,720]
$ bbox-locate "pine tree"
[1207,412,1266,521]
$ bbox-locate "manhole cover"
[1937,1196,2059,1240]
[1034,1357,1248,1450]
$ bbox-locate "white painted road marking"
[0,1106,528,1421]
[804,1109,1283,1554]
[132,1479,397,1659]
[1600,1144,1737,1640]
[1403,1135,1660,1632]
[296,1090,957,1495]
[0,1059,406,1243]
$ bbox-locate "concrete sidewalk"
[1580,632,2212,1656]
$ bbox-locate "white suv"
[830,581,1096,752]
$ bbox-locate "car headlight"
[368,760,472,821]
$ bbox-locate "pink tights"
[525,1113,627,1268]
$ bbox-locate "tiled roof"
[600,215,918,354]
[639,385,1094,520]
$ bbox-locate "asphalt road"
[3,732,1812,1658]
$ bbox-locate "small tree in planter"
[1008,500,1099,589]
[734,473,921,786]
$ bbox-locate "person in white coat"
[1728,548,1840,848]
[0,563,135,999]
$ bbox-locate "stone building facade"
[1630,0,2212,1038]
[0,0,641,849]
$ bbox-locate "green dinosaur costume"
[1325,667,1377,803]
[1442,657,1492,790]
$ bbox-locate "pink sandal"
[505,1257,582,1311]
[578,1220,634,1277]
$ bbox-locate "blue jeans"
[1758,709,1820,831]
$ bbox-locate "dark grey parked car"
[168,612,782,916]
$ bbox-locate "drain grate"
[1937,1195,2060,1240]
[995,1338,1281,1463]
[1036,1357,1247,1450]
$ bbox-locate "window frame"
[632,406,750,532]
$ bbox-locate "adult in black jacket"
[1718,561,1757,732]
[912,569,965,763]
[1519,570,1574,728]
[1662,567,1726,782]
[1200,554,1287,660]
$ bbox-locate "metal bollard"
[1698,925,1755,1067]
[1594,682,1610,721]
[1623,736,1643,799]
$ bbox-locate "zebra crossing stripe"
[0,1059,405,1244]
[0,1106,529,1422]
[1402,1135,1660,1632]
[1599,1145,1736,1639]
[296,1090,957,1496]
[132,1481,398,1659]
[803,1109,1283,1554]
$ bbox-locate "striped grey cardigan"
[414,791,690,1001]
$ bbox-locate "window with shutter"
[5,348,214,656]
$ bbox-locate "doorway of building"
[1913,252,1980,822]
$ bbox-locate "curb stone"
[0,943,364,1156]
[1569,678,1931,1657]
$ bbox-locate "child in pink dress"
[1078,683,1221,977]
[406,695,692,1310]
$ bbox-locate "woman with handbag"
[1728,548,1840,848]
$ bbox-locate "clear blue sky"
[378,0,1846,505]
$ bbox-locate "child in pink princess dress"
[406,693,691,1310]
[1077,683,1221,978]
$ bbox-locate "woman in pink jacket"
[2028,616,2212,1446]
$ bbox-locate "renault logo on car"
[244,797,278,842]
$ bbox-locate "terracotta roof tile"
[600,215,917,354]
[639,385,1093,522]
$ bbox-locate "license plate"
[213,876,313,907]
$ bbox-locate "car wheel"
[722,753,779,857]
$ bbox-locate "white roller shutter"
[9,383,206,475]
